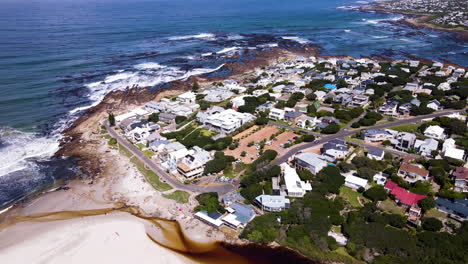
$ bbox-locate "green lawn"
[118,143,134,158]
[390,124,419,133]
[200,128,217,137]
[332,225,342,233]
[378,199,406,215]
[142,150,155,158]
[162,190,190,204]
[136,143,145,149]
[130,156,172,192]
[424,208,447,219]
[339,186,370,208]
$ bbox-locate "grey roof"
[130,121,148,129]
[285,111,303,119]
[363,129,390,136]
[295,152,331,165]
[221,190,245,204]
[368,148,384,157]
[255,195,290,209]
[149,140,170,147]
[436,198,468,218]
[323,140,348,152]
[230,202,256,224]
[159,113,176,120]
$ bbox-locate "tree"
[108,113,115,126]
[321,123,340,134]
[302,134,315,142]
[247,230,264,242]
[192,80,199,92]
[241,151,247,157]
[364,186,387,202]
[358,167,377,180]
[382,140,391,146]
[175,115,187,124]
[422,217,443,232]
[147,113,159,123]
[419,197,436,212]
[297,169,314,181]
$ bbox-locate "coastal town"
[103,54,468,263]
[366,0,468,29]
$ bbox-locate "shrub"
[321,123,340,134]
[421,217,443,232]
[108,113,116,126]
[419,197,435,212]
[364,186,387,202]
[175,115,187,124]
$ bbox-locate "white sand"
[0,212,196,264]
[0,122,231,264]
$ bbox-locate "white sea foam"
[226,34,245,40]
[355,1,368,4]
[371,35,387,39]
[70,62,225,116]
[168,33,216,41]
[216,47,240,54]
[344,29,351,33]
[104,72,138,83]
[257,43,279,48]
[337,5,359,10]
[0,128,60,177]
[362,15,403,25]
[281,36,309,44]
[134,62,166,70]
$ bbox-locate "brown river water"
[0,207,319,264]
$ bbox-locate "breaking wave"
[281,36,309,44]
[0,127,60,177]
[168,33,216,41]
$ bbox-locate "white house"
[443,139,466,161]
[176,146,212,179]
[345,175,369,190]
[367,148,385,160]
[294,152,329,174]
[426,100,443,111]
[230,95,247,108]
[203,109,255,135]
[255,195,290,212]
[296,116,320,129]
[269,108,285,120]
[281,163,312,198]
[415,138,439,157]
[322,139,349,159]
[314,91,327,101]
[424,125,446,140]
[177,91,197,103]
[437,82,451,91]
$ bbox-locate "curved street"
[106,109,463,193]
[104,121,236,194]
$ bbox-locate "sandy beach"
[0,48,318,264]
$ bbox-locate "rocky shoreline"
[359,5,468,41]
[0,45,324,263]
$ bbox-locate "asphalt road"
[104,121,235,194]
[271,109,464,166]
[105,109,463,193]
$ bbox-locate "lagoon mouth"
[0,207,318,264]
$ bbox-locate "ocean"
[0,0,467,209]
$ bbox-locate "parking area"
[226,126,299,163]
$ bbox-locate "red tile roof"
[453,167,468,180]
[384,180,426,206]
[399,163,429,177]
